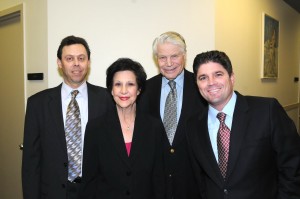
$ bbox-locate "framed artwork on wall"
[262,13,279,79]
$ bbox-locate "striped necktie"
[163,80,177,145]
[65,90,81,181]
[217,112,230,179]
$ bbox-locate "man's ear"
[230,72,235,85]
[57,58,62,69]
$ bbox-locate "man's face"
[156,42,185,80]
[196,62,234,111]
[57,44,90,88]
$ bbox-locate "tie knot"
[168,80,176,90]
[217,112,226,123]
[71,90,79,99]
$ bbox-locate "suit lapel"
[173,71,188,145]
[192,108,224,186]
[87,83,100,119]
[106,108,153,169]
[128,109,144,164]
[48,84,68,155]
[226,92,249,179]
[152,75,163,119]
[173,70,198,145]
[107,108,131,168]
[147,75,170,145]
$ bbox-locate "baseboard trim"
[283,102,299,111]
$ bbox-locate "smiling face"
[111,70,140,109]
[196,61,235,111]
[156,42,185,80]
[57,44,90,88]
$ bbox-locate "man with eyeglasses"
[139,31,206,199]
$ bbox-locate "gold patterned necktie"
[217,112,230,179]
[163,80,177,145]
[65,90,81,181]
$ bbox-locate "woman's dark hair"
[106,58,147,93]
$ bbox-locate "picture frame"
[261,13,279,79]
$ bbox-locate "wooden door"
[0,5,24,199]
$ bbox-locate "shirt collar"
[162,69,184,89]
[208,91,237,122]
[61,81,87,100]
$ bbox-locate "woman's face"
[111,70,140,109]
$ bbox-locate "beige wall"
[0,0,21,10]
[0,0,215,98]
[25,0,48,97]
[1,0,299,125]
[215,0,300,127]
[47,0,215,88]
[0,0,48,99]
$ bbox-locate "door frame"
[0,3,26,102]
[0,3,25,199]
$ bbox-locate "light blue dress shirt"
[207,92,237,163]
[160,70,184,122]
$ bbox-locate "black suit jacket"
[139,69,206,199]
[186,91,300,199]
[22,82,112,199]
[80,106,165,199]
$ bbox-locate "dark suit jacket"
[186,91,300,199]
[80,106,165,199]
[22,82,112,199]
[139,69,206,199]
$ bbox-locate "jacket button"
[126,190,130,195]
[224,189,228,194]
[62,184,66,188]
[170,148,175,153]
[64,162,68,167]
[126,171,131,176]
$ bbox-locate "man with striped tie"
[187,50,300,199]
[139,31,206,199]
[22,35,112,199]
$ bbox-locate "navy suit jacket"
[80,106,165,199]
[22,82,112,199]
[186,91,300,199]
[139,69,206,199]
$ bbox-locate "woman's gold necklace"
[118,106,135,131]
[123,118,134,131]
